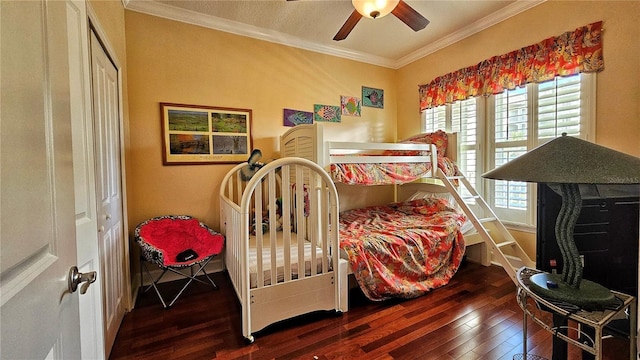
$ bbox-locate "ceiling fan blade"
[392,0,430,32]
[333,10,362,41]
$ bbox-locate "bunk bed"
[219,157,348,343]
[280,123,490,301]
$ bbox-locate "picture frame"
[160,103,252,165]
[362,86,384,108]
[283,108,313,127]
[340,95,361,116]
[313,104,341,123]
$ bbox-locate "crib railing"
[220,157,342,341]
[220,163,245,301]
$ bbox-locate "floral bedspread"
[339,198,466,301]
[331,156,458,185]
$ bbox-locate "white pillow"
[406,190,456,205]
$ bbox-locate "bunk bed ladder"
[437,169,535,286]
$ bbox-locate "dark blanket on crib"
[339,198,466,301]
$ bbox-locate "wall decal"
[283,108,313,127]
[314,104,341,123]
[341,96,361,116]
[362,86,384,108]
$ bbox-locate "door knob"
[68,266,97,294]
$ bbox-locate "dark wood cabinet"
[536,183,639,296]
[536,184,640,360]
[536,183,639,343]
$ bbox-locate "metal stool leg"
[164,256,218,307]
[200,267,218,289]
[140,259,170,308]
[140,255,219,308]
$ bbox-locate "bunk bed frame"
[280,123,535,285]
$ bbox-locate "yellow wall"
[124,11,397,230]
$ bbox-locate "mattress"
[248,231,330,288]
[339,198,466,300]
[330,156,458,185]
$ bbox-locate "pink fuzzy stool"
[135,215,224,308]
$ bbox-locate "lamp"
[482,133,640,309]
[352,0,400,19]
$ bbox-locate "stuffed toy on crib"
[250,185,310,235]
[250,198,286,235]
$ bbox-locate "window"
[491,87,529,221]
[423,106,446,133]
[422,73,595,227]
[425,98,480,200]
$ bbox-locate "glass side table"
[516,267,636,360]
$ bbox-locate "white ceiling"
[125,0,545,69]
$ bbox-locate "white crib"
[219,157,348,343]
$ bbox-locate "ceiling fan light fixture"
[352,0,400,19]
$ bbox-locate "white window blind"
[493,87,528,212]
[451,99,478,198]
[421,98,479,199]
[421,73,594,227]
[423,106,446,133]
[537,75,582,140]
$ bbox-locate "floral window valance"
[419,21,604,111]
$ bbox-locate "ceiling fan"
[335,0,430,41]
[287,0,429,41]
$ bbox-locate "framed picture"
[283,108,313,127]
[161,103,252,165]
[362,86,384,108]
[340,95,361,116]
[314,104,341,123]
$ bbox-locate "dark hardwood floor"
[109,262,630,360]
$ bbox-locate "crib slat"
[295,165,305,280]
[309,172,318,276]
[235,171,242,203]
[282,165,292,282]
[255,185,263,288]
[321,184,329,273]
[268,171,277,287]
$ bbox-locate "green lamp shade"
[482,134,640,185]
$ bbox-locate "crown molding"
[125,0,545,70]
[395,0,546,68]
[124,0,396,68]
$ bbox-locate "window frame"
[421,73,596,230]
